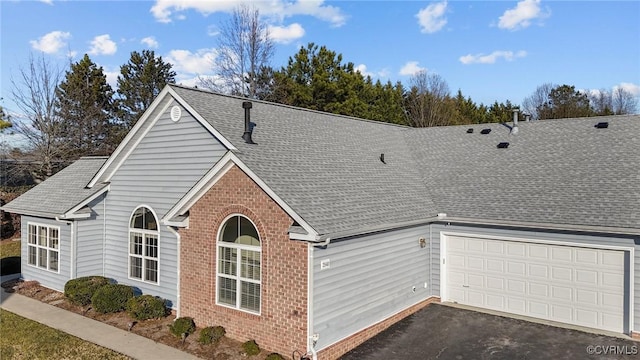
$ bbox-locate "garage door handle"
[462,285,469,288]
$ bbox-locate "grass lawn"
[0,240,21,258]
[0,310,131,360]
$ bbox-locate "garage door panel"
[528,282,549,297]
[529,301,549,317]
[507,261,526,275]
[528,264,549,278]
[446,236,626,333]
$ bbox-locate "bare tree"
[10,54,68,181]
[522,82,555,120]
[199,5,274,98]
[612,87,638,115]
[588,89,613,116]
[404,70,452,127]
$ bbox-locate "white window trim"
[26,222,60,274]
[215,214,262,315]
[128,205,160,285]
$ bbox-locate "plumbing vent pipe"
[242,101,256,144]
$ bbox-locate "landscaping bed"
[1,279,276,360]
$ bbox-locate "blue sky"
[2,0,639,117]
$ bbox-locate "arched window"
[129,206,159,283]
[217,215,261,313]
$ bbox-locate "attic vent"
[466,128,474,133]
[379,153,386,164]
[480,128,491,135]
[170,106,181,122]
[497,142,509,149]
[595,122,609,129]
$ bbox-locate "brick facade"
[317,297,441,360]
[179,165,308,356]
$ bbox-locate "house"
[3,84,639,359]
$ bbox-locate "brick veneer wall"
[317,297,441,360]
[179,165,308,356]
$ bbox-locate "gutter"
[315,215,446,242]
[438,216,640,236]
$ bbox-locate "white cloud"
[150,0,346,27]
[416,0,448,34]
[268,23,305,44]
[29,31,71,54]
[103,69,120,89]
[459,50,527,65]
[355,64,389,79]
[39,0,54,5]
[88,34,117,55]
[399,61,426,76]
[165,48,218,75]
[614,82,640,96]
[141,36,159,48]
[498,0,549,31]
[207,25,220,37]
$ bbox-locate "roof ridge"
[169,84,412,129]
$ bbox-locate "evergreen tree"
[538,84,593,119]
[116,50,176,131]
[56,54,115,157]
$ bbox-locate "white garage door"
[444,235,626,333]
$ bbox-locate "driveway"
[342,303,639,360]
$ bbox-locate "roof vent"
[497,142,509,149]
[379,153,386,164]
[595,122,609,129]
[480,128,491,135]
[466,128,474,133]
[242,101,256,144]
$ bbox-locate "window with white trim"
[27,223,59,272]
[217,215,261,313]
[129,207,159,283]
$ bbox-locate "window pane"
[240,281,260,312]
[145,235,158,258]
[221,216,239,243]
[49,228,59,249]
[144,208,157,230]
[239,217,260,246]
[218,276,236,306]
[130,256,142,279]
[145,259,158,283]
[131,208,144,228]
[38,226,47,246]
[28,246,36,265]
[130,233,143,255]
[49,251,58,271]
[38,248,47,268]
[218,247,237,276]
[29,225,37,244]
[240,250,261,281]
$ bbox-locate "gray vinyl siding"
[20,215,72,291]
[102,99,227,308]
[312,225,432,350]
[429,223,639,333]
[75,194,107,277]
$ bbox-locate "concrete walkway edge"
[1,288,200,360]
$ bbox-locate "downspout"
[167,226,181,318]
[55,217,75,278]
[308,237,330,360]
[103,193,107,276]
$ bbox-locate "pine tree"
[116,50,176,131]
[56,54,115,157]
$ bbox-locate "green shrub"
[0,256,20,275]
[198,325,226,345]
[265,353,285,360]
[169,317,195,338]
[125,295,167,320]
[242,340,260,356]
[64,276,110,306]
[91,284,134,313]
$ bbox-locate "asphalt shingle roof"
[171,85,438,235]
[2,157,108,218]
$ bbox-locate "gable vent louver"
[170,106,181,122]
